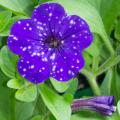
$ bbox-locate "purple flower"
[7,3,93,84]
[71,96,116,116]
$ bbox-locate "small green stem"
[101,33,115,56]
[81,69,101,96]
[94,55,120,76]
[92,56,99,72]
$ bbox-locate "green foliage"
[0,16,22,36]
[117,101,120,115]
[31,115,43,120]
[7,78,25,89]
[70,111,120,120]
[115,18,120,41]
[101,68,120,103]
[87,0,101,11]
[100,0,120,34]
[15,84,37,102]
[0,10,12,32]
[65,78,78,95]
[15,101,36,120]
[83,52,92,68]
[0,70,36,120]
[0,46,18,78]
[50,77,71,93]
[50,78,78,94]
[85,42,100,57]
[38,83,71,120]
[0,0,35,16]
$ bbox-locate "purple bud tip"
[71,96,116,116]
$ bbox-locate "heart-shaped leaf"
[15,84,37,102]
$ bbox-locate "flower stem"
[94,55,120,76]
[101,33,115,56]
[81,69,101,96]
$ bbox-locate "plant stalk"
[81,69,101,96]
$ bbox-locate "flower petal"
[60,47,85,74]
[32,3,66,36]
[7,19,47,56]
[71,96,115,116]
[89,96,114,106]
[18,57,50,84]
[49,51,72,82]
[49,49,84,82]
[57,15,93,50]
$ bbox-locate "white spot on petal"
[29,27,32,31]
[70,20,74,24]
[23,68,26,72]
[52,65,56,71]
[26,23,29,26]
[30,65,34,69]
[50,53,56,60]
[77,59,80,63]
[72,35,76,38]
[49,13,52,17]
[18,21,21,24]
[60,68,63,72]
[28,46,31,49]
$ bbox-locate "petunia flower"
[71,96,116,116]
[7,3,93,84]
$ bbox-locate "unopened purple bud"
[71,96,116,116]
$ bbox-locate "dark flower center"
[45,36,60,48]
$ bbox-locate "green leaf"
[0,69,37,120]
[111,69,120,103]
[94,55,120,76]
[0,111,6,120]
[0,16,21,36]
[93,34,108,59]
[50,77,73,93]
[38,83,71,120]
[15,84,37,102]
[63,93,73,104]
[100,69,112,95]
[7,71,30,90]
[101,68,120,103]
[100,0,120,34]
[66,78,78,95]
[0,0,35,16]
[70,111,106,120]
[71,112,120,120]
[0,10,12,32]
[85,42,100,57]
[0,46,18,78]
[15,101,36,120]
[87,0,101,11]
[31,115,43,120]
[107,113,120,120]
[7,78,25,89]
[115,19,120,41]
[0,6,5,12]
[0,69,15,120]
[83,52,92,68]
[71,115,100,120]
[117,101,120,115]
